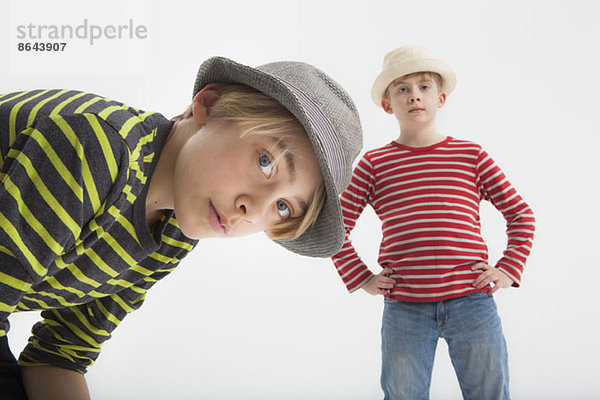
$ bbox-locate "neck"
[396,122,445,147]
[146,118,196,218]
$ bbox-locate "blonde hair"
[383,71,443,99]
[174,84,326,240]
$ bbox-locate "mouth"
[208,201,229,234]
[409,107,425,113]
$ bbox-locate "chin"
[177,220,204,240]
[180,229,202,240]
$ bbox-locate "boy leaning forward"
[331,45,535,399]
[0,57,362,399]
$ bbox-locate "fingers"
[371,275,394,290]
[472,268,492,288]
[471,262,494,288]
[377,281,395,290]
[474,266,505,288]
[363,284,390,296]
[470,262,491,271]
[362,269,397,296]
[376,269,395,296]
[472,267,511,291]
[375,268,396,287]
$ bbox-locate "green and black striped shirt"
[0,90,198,373]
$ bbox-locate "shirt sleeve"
[331,154,377,293]
[0,113,124,337]
[17,267,175,374]
[476,148,536,286]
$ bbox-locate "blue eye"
[398,87,407,93]
[259,153,273,177]
[421,85,430,90]
[276,200,290,218]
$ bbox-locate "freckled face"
[171,121,323,239]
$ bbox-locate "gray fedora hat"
[193,57,363,257]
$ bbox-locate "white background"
[2,0,599,399]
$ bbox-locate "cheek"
[230,218,274,238]
[185,148,249,189]
[390,97,404,111]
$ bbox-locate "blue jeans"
[381,291,509,400]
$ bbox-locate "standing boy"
[0,56,362,399]
[331,45,535,399]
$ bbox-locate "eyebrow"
[271,137,309,215]
[272,137,296,183]
[295,196,308,214]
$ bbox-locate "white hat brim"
[371,58,457,107]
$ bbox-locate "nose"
[234,193,266,223]
[409,92,421,103]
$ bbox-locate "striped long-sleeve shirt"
[0,90,198,373]
[331,137,535,301]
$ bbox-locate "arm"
[22,365,90,400]
[0,94,187,396]
[18,270,170,398]
[475,148,536,287]
[21,263,180,399]
[0,119,91,337]
[18,273,161,373]
[331,154,393,294]
[0,110,128,336]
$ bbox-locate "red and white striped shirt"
[331,137,535,302]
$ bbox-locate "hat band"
[278,79,345,193]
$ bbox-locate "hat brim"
[193,57,345,258]
[371,58,457,106]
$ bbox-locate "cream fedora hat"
[371,44,457,107]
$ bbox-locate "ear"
[381,97,394,114]
[437,92,447,108]
[192,83,224,126]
